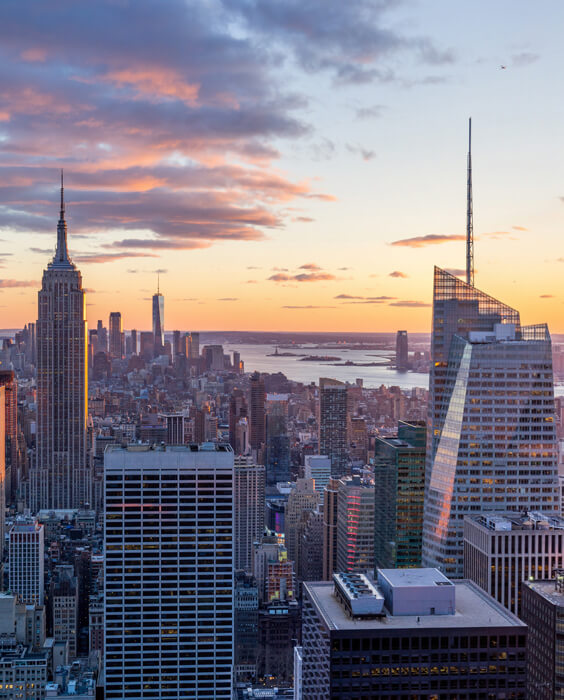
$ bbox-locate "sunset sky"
[1,0,563,332]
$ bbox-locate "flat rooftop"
[523,580,564,609]
[105,442,234,470]
[468,511,564,531]
[304,580,526,632]
[378,568,452,588]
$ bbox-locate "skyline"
[1,1,564,332]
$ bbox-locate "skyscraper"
[0,373,16,504]
[423,267,559,577]
[8,520,44,605]
[104,443,234,699]
[108,311,123,359]
[0,387,5,550]
[249,372,266,453]
[319,378,348,478]
[395,330,408,370]
[152,283,164,357]
[32,176,89,511]
[265,393,290,485]
[336,474,375,573]
[234,456,265,572]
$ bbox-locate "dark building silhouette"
[395,329,408,370]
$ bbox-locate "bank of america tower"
[422,267,559,577]
[30,176,89,511]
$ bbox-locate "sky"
[0,0,563,333]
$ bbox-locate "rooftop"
[523,579,564,608]
[304,580,525,632]
[378,568,453,589]
[468,511,564,532]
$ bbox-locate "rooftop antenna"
[60,169,65,218]
[466,118,474,286]
[157,271,160,294]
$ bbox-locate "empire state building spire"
[53,170,73,268]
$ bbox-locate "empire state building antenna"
[466,117,474,286]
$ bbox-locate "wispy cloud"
[390,234,466,248]
[389,270,408,278]
[0,279,37,288]
[540,294,554,298]
[269,272,337,282]
[217,297,238,301]
[389,300,431,308]
[74,251,157,263]
[299,263,322,271]
[282,305,335,309]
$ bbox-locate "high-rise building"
[423,267,559,577]
[319,378,348,478]
[187,331,200,360]
[130,328,138,355]
[249,372,266,453]
[229,389,248,454]
[322,477,340,580]
[152,286,164,357]
[234,571,259,684]
[8,521,44,605]
[108,312,123,359]
[285,478,320,564]
[374,420,426,569]
[304,455,331,502]
[32,178,89,511]
[395,329,408,370]
[96,319,107,352]
[172,329,182,358]
[336,474,374,573]
[0,387,5,550]
[104,443,234,699]
[0,372,17,505]
[301,570,528,699]
[51,565,79,658]
[265,393,290,485]
[139,330,154,361]
[521,577,564,699]
[464,511,564,615]
[234,456,265,572]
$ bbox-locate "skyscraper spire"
[53,169,71,266]
[466,118,474,286]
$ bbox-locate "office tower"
[423,267,559,577]
[257,598,301,686]
[8,520,44,605]
[104,443,234,699]
[336,474,374,573]
[229,389,248,454]
[464,511,564,615]
[521,577,564,699]
[0,388,4,548]
[130,328,138,355]
[297,510,324,582]
[108,312,124,359]
[234,456,265,571]
[265,393,290,485]
[395,329,408,370]
[161,412,189,445]
[347,416,367,463]
[322,477,340,580]
[301,570,528,699]
[249,372,266,453]
[152,285,164,356]
[234,571,259,684]
[96,319,107,352]
[285,478,320,564]
[88,330,98,369]
[172,329,181,358]
[32,178,89,511]
[304,455,331,502]
[253,533,294,604]
[233,350,242,374]
[187,331,200,359]
[319,378,348,478]
[139,330,154,361]
[374,420,426,570]
[51,565,79,658]
[0,372,17,504]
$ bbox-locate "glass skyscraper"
[152,290,164,356]
[422,267,559,577]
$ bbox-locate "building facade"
[374,420,426,570]
[8,521,44,605]
[152,290,164,356]
[234,456,266,572]
[423,267,559,577]
[319,378,348,478]
[104,443,234,699]
[336,474,374,574]
[32,181,89,512]
[108,312,123,359]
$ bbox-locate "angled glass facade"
[423,268,559,577]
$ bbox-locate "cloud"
[30,247,53,255]
[299,263,322,271]
[74,251,157,264]
[293,216,314,223]
[217,297,238,301]
[444,268,466,277]
[337,267,350,271]
[153,268,168,274]
[346,144,376,161]
[335,294,396,304]
[0,279,37,288]
[222,0,453,84]
[539,294,553,299]
[246,279,258,284]
[390,234,466,248]
[389,300,431,308]
[282,305,335,309]
[355,104,384,120]
[269,271,336,283]
[272,266,289,272]
[389,270,407,278]
[335,294,364,300]
[247,266,262,270]
[512,52,539,67]
[512,225,528,231]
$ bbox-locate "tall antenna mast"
[466,117,474,286]
[157,271,160,294]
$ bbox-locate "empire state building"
[30,176,90,511]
